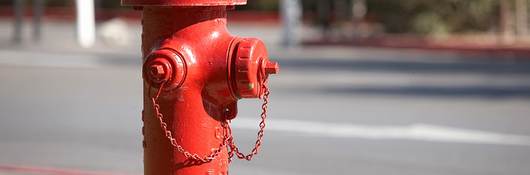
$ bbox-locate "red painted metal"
[122,0,246,6]
[129,1,279,174]
[231,38,275,98]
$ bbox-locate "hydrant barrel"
[124,1,279,175]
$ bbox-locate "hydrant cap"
[233,38,278,98]
[122,0,246,6]
[143,49,186,89]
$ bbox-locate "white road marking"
[232,118,530,146]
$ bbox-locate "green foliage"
[44,0,71,7]
[1,0,502,36]
[238,0,279,11]
[98,1,122,9]
[367,0,500,35]
[413,12,448,36]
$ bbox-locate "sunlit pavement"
[1,19,530,175]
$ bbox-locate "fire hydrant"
[121,0,280,174]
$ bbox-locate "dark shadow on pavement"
[279,59,530,74]
[319,85,530,99]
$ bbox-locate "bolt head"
[150,64,165,78]
[145,59,171,83]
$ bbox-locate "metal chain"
[226,79,270,161]
[149,82,230,164]
[148,78,271,163]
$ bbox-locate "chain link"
[149,82,230,164]
[148,78,270,163]
[226,80,270,161]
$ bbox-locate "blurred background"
[1,0,530,175]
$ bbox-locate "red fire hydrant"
[121,0,279,174]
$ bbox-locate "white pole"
[500,0,514,44]
[76,0,95,48]
[516,0,528,37]
[352,0,367,20]
[13,0,25,44]
[280,0,301,48]
[33,0,44,42]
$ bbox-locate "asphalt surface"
[1,20,530,175]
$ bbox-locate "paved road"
[1,46,530,175]
[1,20,530,175]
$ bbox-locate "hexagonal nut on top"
[143,49,186,90]
[231,38,279,99]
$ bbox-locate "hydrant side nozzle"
[231,38,279,99]
[143,49,186,90]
